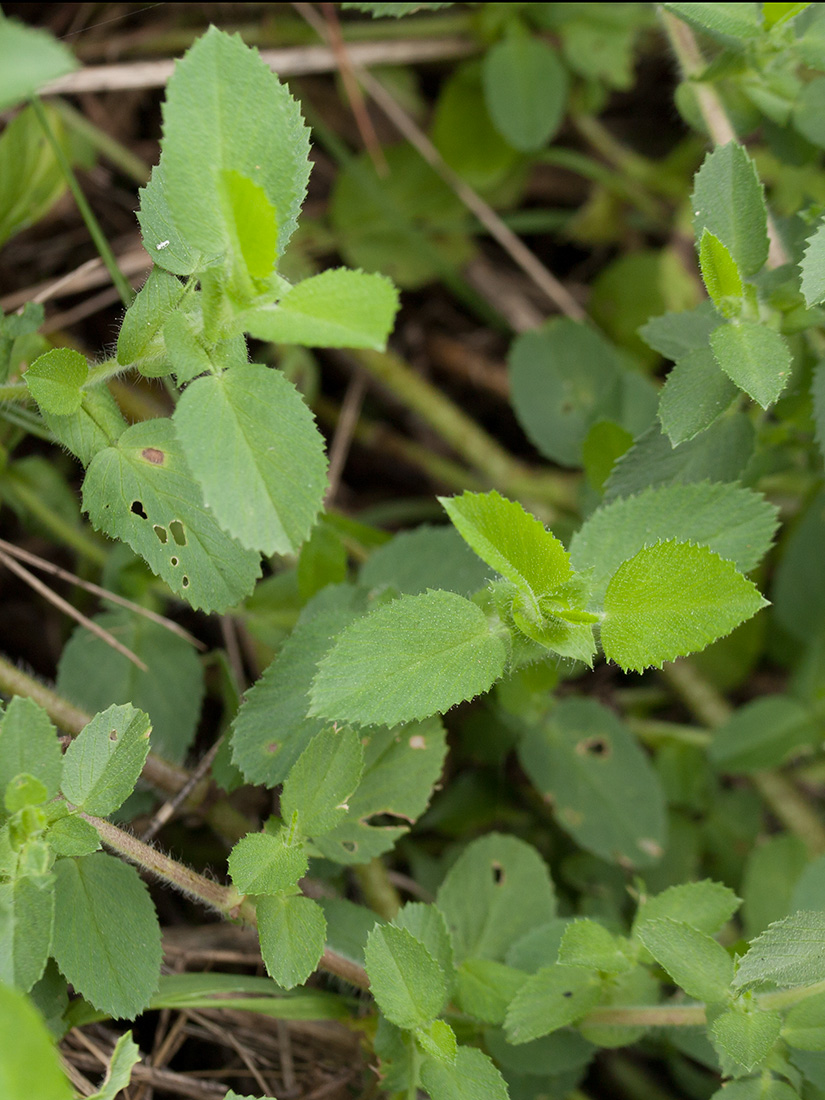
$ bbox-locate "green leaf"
[297,520,348,601]
[173,363,327,556]
[658,347,739,445]
[116,267,186,375]
[505,964,602,1044]
[773,487,825,642]
[4,774,47,814]
[86,1031,140,1100]
[82,418,261,613]
[699,230,745,315]
[665,3,763,42]
[508,321,623,467]
[42,384,127,467]
[415,1019,457,1065]
[637,918,734,1003]
[708,1078,799,1100]
[220,168,279,286]
[309,590,507,727]
[394,904,454,992]
[801,221,825,307]
[640,300,721,360]
[601,540,767,672]
[455,958,528,1024]
[570,482,777,608]
[710,696,819,773]
[436,834,556,964]
[365,924,447,1028]
[482,33,568,152]
[137,161,210,276]
[710,1003,782,1072]
[419,1045,509,1100]
[45,815,100,858]
[0,982,73,1100]
[52,852,161,1019]
[813,361,825,464]
[0,874,54,992]
[256,893,326,989]
[634,881,741,935]
[519,698,666,867]
[60,704,151,817]
[155,27,310,267]
[558,920,633,975]
[605,418,755,502]
[24,347,88,415]
[228,831,308,896]
[733,912,825,990]
[709,322,792,408]
[312,717,448,864]
[239,269,399,350]
[0,106,73,250]
[280,726,364,838]
[440,490,571,604]
[56,610,205,765]
[360,526,491,599]
[0,697,62,801]
[783,991,825,1051]
[231,586,366,786]
[484,1024,595,1078]
[691,142,769,277]
[0,18,78,111]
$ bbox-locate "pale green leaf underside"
[155,27,310,263]
[173,363,328,555]
[60,703,151,817]
[601,540,767,671]
[239,268,399,350]
[52,853,161,1019]
[256,893,326,989]
[636,917,734,1003]
[365,924,447,1029]
[570,481,777,607]
[440,490,571,601]
[309,590,507,727]
[82,418,261,613]
[733,911,825,989]
[710,321,792,408]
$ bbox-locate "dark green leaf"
[420,1045,509,1100]
[482,34,568,152]
[658,347,739,444]
[360,526,491,599]
[710,696,819,773]
[365,924,447,1028]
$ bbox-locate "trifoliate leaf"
[52,853,161,1019]
[637,918,734,1003]
[570,481,777,607]
[173,363,327,556]
[82,417,261,612]
[256,893,326,990]
[239,269,399,350]
[366,924,447,1029]
[733,911,825,990]
[280,726,363,839]
[60,704,151,817]
[505,965,602,1044]
[710,322,792,408]
[436,834,556,964]
[24,348,87,415]
[227,832,307,897]
[440,490,571,603]
[309,590,507,727]
[691,142,769,277]
[601,540,767,671]
[518,698,666,868]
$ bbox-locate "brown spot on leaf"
[576,736,611,758]
[266,742,280,754]
[141,447,165,465]
[109,729,118,741]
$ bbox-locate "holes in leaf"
[491,862,504,885]
[109,729,118,741]
[170,556,179,567]
[577,736,611,758]
[130,500,148,519]
[169,520,187,546]
[182,576,189,588]
[342,841,358,853]
[153,525,168,544]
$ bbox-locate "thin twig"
[140,736,226,842]
[0,537,205,650]
[0,548,148,671]
[325,371,367,505]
